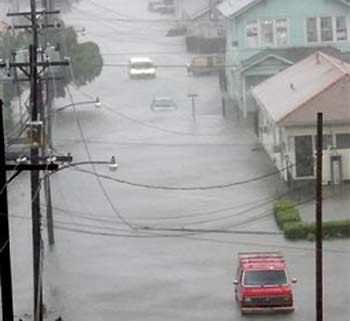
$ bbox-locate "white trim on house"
[241,53,294,72]
[252,51,350,182]
[305,16,349,45]
[245,17,290,48]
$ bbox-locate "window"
[307,16,348,43]
[307,17,318,42]
[261,19,274,45]
[276,19,288,45]
[246,18,288,47]
[315,134,333,150]
[336,134,350,149]
[320,17,333,41]
[244,270,287,286]
[336,16,347,41]
[246,20,258,47]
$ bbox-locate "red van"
[233,252,297,314]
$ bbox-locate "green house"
[217,0,350,120]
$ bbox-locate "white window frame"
[275,18,289,46]
[306,16,348,43]
[306,17,319,43]
[245,17,289,48]
[246,19,259,48]
[320,16,334,42]
[335,16,348,41]
[260,18,275,46]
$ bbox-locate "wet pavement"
[3,0,350,321]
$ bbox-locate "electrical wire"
[3,183,349,253]
[66,162,294,191]
[41,193,274,222]
[38,179,314,228]
[39,173,313,232]
[1,159,28,195]
[0,239,9,254]
[47,221,350,255]
[74,88,257,138]
[70,4,190,23]
[64,65,135,230]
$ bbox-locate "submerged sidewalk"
[295,183,350,223]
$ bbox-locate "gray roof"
[216,0,261,17]
[241,46,350,69]
[251,52,350,124]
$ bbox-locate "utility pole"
[315,112,323,321]
[3,2,68,320]
[29,0,43,319]
[0,99,14,321]
[42,0,55,247]
[0,98,59,321]
[188,93,198,121]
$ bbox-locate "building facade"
[217,0,350,118]
[252,52,350,184]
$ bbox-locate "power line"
[70,5,190,23]
[0,239,9,254]
[64,77,135,230]
[75,88,256,138]
[67,162,294,191]
[46,221,350,255]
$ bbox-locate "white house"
[251,51,350,184]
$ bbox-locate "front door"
[295,135,314,177]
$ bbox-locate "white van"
[128,57,156,79]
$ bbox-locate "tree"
[0,21,103,99]
[68,41,103,86]
[13,0,81,13]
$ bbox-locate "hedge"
[273,199,350,240]
[283,222,312,240]
[273,199,301,229]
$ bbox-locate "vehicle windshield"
[244,270,287,286]
[131,62,153,69]
[153,99,173,106]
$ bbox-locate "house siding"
[235,0,350,61]
[222,0,350,116]
[258,107,350,183]
[286,125,350,183]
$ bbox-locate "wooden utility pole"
[4,2,67,320]
[315,112,323,321]
[0,98,59,321]
[29,1,42,318]
[41,0,55,247]
[0,99,14,321]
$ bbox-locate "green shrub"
[323,220,350,238]
[282,220,350,240]
[273,199,296,214]
[273,199,350,240]
[283,222,309,240]
[273,199,301,229]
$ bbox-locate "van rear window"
[244,270,287,286]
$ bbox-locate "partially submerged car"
[128,57,156,79]
[148,0,175,13]
[188,54,225,76]
[234,252,297,314]
[150,97,177,111]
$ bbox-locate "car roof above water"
[129,57,153,64]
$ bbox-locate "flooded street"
[4,1,350,321]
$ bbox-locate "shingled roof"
[251,51,350,126]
